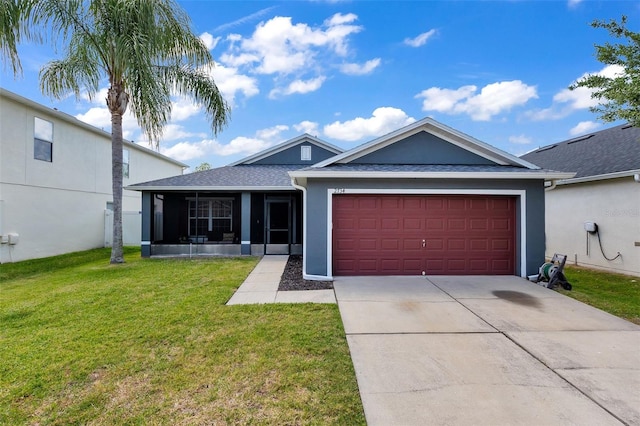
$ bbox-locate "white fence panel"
[104,210,142,247]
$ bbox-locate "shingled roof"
[521,123,640,179]
[127,164,297,190]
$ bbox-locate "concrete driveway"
[334,275,640,425]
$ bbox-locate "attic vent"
[567,134,594,144]
[536,145,557,153]
[301,145,311,161]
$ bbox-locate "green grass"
[559,265,640,325]
[0,248,365,425]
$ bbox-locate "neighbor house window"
[301,145,311,161]
[188,198,233,238]
[123,149,130,178]
[34,117,53,162]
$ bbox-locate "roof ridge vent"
[567,134,594,144]
[622,124,633,129]
[535,144,557,153]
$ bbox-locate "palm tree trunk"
[107,85,128,264]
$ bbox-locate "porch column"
[241,192,251,255]
[141,191,152,257]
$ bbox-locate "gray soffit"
[521,123,640,179]
[127,164,299,191]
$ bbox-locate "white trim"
[241,240,251,245]
[326,188,528,278]
[303,273,334,281]
[555,169,640,186]
[290,177,309,277]
[141,241,151,246]
[290,170,574,180]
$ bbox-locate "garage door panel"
[333,195,516,276]
[447,239,466,250]
[358,218,377,229]
[381,239,400,250]
[359,239,378,250]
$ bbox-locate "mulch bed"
[278,255,334,291]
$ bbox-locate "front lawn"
[560,265,640,325]
[0,248,365,425]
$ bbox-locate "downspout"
[290,176,308,279]
[545,180,557,192]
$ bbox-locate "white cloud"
[508,134,532,145]
[323,107,416,141]
[75,107,139,140]
[269,76,326,98]
[222,14,362,75]
[568,0,583,8]
[527,64,624,121]
[570,120,601,136]
[206,63,259,105]
[256,124,289,140]
[294,120,319,135]
[162,124,206,142]
[324,12,358,26]
[416,80,538,121]
[160,124,290,162]
[340,58,381,76]
[200,32,221,50]
[404,29,437,47]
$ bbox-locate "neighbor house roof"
[127,165,297,191]
[521,123,640,183]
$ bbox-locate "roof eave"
[288,170,576,180]
[126,185,294,192]
[555,169,640,186]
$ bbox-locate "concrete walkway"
[335,275,640,425]
[226,255,335,305]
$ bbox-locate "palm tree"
[1,0,229,263]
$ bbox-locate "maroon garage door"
[332,195,516,276]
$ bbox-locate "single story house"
[521,124,640,276]
[129,118,573,279]
[0,88,187,263]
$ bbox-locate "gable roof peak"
[312,116,539,169]
[227,133,343,166]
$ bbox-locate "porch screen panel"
[188,199,233,238]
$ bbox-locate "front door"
[264,198,291,254]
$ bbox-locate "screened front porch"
[141,191,302,257]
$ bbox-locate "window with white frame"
[188,198,233,238]
[34,117,53,162]
[123,149,130,178]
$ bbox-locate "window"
[34,117,53,162]
[123,149,130,178]
[188,198,233,239]
[301,145,311,161]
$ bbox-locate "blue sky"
[1,0,637,169]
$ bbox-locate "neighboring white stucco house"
[521,124,640,277]
[0,88,187,263]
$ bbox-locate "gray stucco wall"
[352,131,496,165]
[253,142,338,165]
[303,178,545,278]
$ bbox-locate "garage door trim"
[327,188,526,277]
